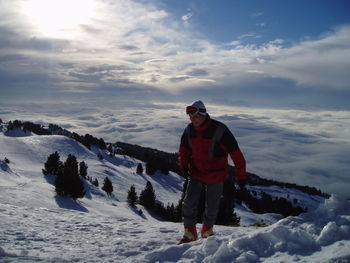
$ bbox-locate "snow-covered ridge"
[0,121,349,262]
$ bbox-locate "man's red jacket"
[178,116,246,183]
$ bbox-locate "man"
[178,100,247,244]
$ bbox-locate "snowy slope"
[0,128,184,208]
[1,125,349,263]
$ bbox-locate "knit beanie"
[189,100,207,116]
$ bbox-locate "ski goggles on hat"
[186,106,206,115]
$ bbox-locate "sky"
[0,0,350,109]
[0,0,350,197]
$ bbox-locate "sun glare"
[21,0,96,38]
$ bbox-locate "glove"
[238,180,246,190]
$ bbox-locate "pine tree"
[66,154,85,199]
[13,120,22,128]
[102,177,113,196]
[7,121,14,131]
[166,203,176,221]
[92,178,99,187]
[55,154,85,200]
[174,199,183,222]
[145,162,157,175]
[127,185,138,207]
[107,144,113,154]
[98,138,107,149]
[79,161,88,179]
[136,163,143,174]
[42,152,62,175]
[160,165,169,175]
[139,181,156,209]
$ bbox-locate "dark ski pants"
[182,177,223,228]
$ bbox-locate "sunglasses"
[186,106,206,115]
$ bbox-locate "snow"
[1,124,350,263]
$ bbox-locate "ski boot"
[178,225,198,245]
[201,225,214,238]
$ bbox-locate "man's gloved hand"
[237,180,246,190]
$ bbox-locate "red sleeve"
[178,146,191,170]
[229,150,246,181]
[178,126,192,170]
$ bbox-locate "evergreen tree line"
[235,189,306,217]
[7,120,51,135]
[6,120,108,151]
[247,170,329,198]
[118,141,329,199]
[134,163,323,218]
[132,166,306,223]
[135,162,169,176]
[127,181,182,223]
[48,123,107,150]
[42,152,114,199]
[116,142,178,175]
[127,179,241,226]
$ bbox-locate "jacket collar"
[193,114,211,131]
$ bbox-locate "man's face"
[189,113,206,127]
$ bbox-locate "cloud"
[145,58,167,63]
[182,12,193,22]
[1,101,349,198]
[256,25,350,89]
[251,12,264,17]
[119,45,139,51]
[187,69,209,77]
[256,23,266,27]
[168,75,191,82]
[0,1,350,108]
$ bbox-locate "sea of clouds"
[0,100,349,198]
